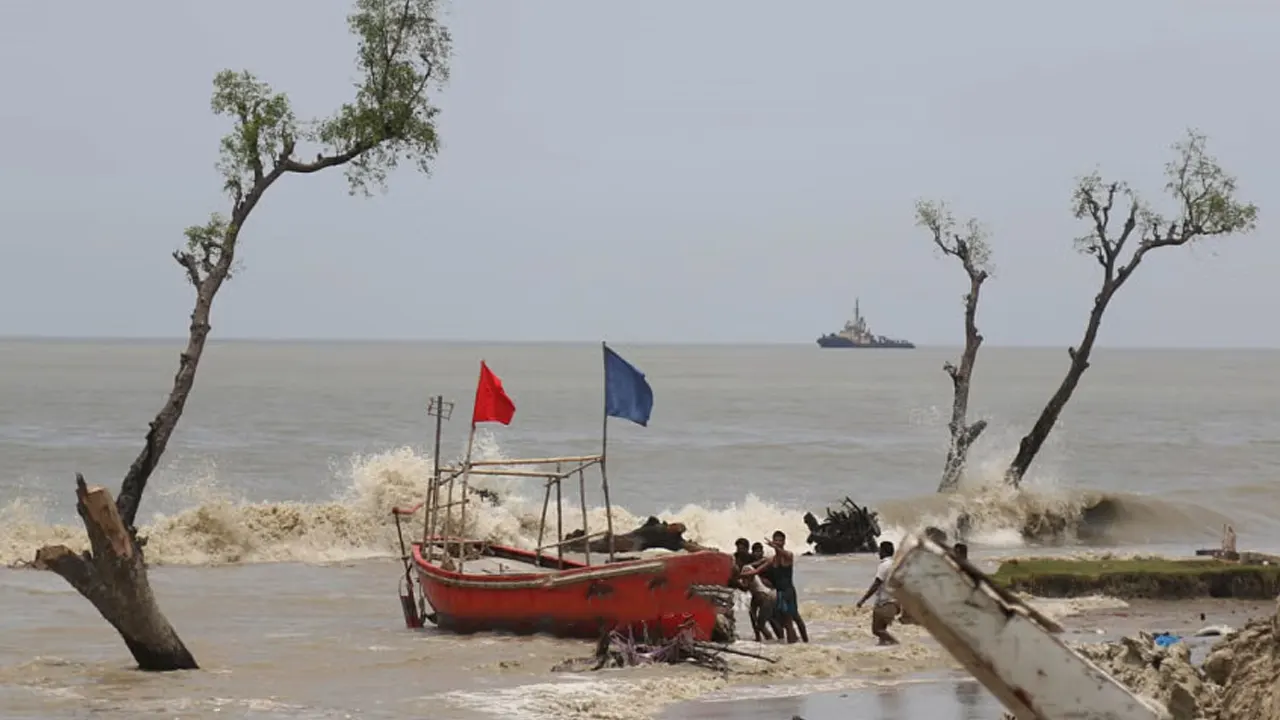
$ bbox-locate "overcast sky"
[0,1,1274,346]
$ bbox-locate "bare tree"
[1005,130,1258,487]
[31,0,452,671]
[916,201,994,493]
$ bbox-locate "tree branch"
[281,142,374,174]
[32,544,97,595]
[960,419,988,448]
[943,361,960,384]
[172,251,201,287]
[380,0,416,102]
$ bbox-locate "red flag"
[472,361,515,426]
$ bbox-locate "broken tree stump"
[802,497,882,555]
[33,474,197,671]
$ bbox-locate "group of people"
[730,529,969,647]
[730,531,809,643]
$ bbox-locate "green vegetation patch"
[991,557,1280,600]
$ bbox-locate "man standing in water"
[856,540,899,646]
[740,530,809,644]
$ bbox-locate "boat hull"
[817,334,915,349]
[412,541,734,640]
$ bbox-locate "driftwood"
[802,498,881,555]
[551,620,776,675]
[33,475,196,670]
[562,516,708,554]
[691,583,738,644]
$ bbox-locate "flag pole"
[456,420,477,574]
[456,363,486,575]
[600,341,616,562]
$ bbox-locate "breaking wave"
[0,437,1245,568]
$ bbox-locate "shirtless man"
[731,537,753,588]
[856,540,899,645]
[745,542,784,641]
[740,531,808,644]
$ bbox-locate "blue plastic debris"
[1152,632,1181,647]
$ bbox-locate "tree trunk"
[937,272,989,493]
[29,201,234,671]
[1005,288,1114,487]
[33,475,197,670]
[939,418,988,493]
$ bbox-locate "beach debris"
[886,533,1162,719]
[551,621,777,675]
[894,531,1280,719]
[1200,601,1280,720]
[1053,600,1279,720]
[562,516,704,554]
[690,584,739,643]
[1072,633,1218,720]
[802,497,881,555]
[1192,625,1233,638]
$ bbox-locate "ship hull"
[413,540,733,640]
[817,335,915,349]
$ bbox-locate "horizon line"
[1,334,1277,351]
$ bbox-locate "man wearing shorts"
[739,531,807,643]
[856,540,899,645]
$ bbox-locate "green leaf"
[317,0,453,195]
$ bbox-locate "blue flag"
[603,344,653,427]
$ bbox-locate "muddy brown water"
[4,341,1280,718]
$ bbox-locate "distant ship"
[817,298,915,349]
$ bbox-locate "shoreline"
[655,595,1275,720]
[992,556,1280,600]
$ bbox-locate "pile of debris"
[562,516,711,554]
[689,583,738,643]
[1071,633,1220,720]
[1068,604,1279,720]
[1202,607,1279,720]
[802,497,881,555]
[551,621,775,676]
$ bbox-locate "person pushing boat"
[739,530,808,643]
[731,538,753,582]
[743,542,781,641]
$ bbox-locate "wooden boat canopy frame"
[427,451,617,571]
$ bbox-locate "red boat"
[393,356,731,642]
[409,539,733,640]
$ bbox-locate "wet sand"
[658,597,1277,720]
[661,676,1001,720]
